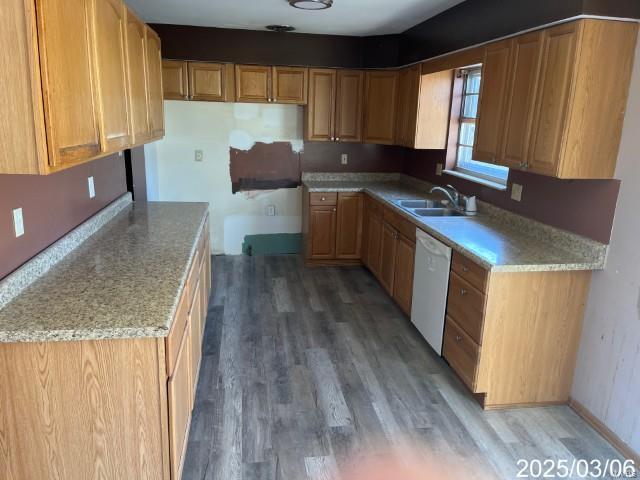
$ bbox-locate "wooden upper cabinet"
[188,62,235,102]
[499,31,543,170]
[306,68,337,141]
[162,60,188,100]
[363,71,399,145]
[335,70,364,142]
[36,0,102,168]
[473,39,512,163]
[124,7,150,145]
[272,66,308,104]
[335,193,363,259]
[91,0,131,153]
[145,26,164,138]
[395,66,420,147]
[235,64,271,103]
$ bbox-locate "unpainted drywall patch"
[229,141,301,193]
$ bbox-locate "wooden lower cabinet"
[392,234,415,316]
[365,210,383,276]
[379,221,397,294]
[336,193,363,259]
[308,206,337,260]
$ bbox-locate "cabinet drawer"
[166,289,189,376]
[365,194,384,217]
[443,317,480,391]
[447,272,486,344]
[451,252,489,292]
[186,248,201,305]
[310,192,337,206]
[383,207,416,242]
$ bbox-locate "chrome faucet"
[430,184,462,210]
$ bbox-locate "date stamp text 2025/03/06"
[516,458,637,478]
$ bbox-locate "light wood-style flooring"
[184,255,623,480]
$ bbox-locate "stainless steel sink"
[411,208,466,217]
[395,199,447,209]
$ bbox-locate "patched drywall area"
[230,141,301,193]
[145,101,303,254]
[572,37,640,456]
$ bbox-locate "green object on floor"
[242,233,301,255]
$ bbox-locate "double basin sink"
[394,199,468,218]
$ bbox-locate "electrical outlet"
[341,153,348,165]
[12,208,24,237]
[511,183,523,202]
[87,176,96,199]
[195,150,204,162]
[266,205,276,216]
[436,163,443,176]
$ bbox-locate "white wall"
[572,37,640,454]
[145,101,304,254]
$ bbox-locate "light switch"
[341,153,348,165]
[88,176,96,199]
[13,208,24,237]
[266,205,276,216]
[511,183,523,202]
[436,163,443,176]
[195,150,204,162]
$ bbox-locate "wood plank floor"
[184,255,624,480]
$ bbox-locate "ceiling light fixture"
[288,0,333,10]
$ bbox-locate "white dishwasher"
[411,229,452,355]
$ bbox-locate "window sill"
[443,169,507,191]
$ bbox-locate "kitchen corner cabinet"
[162,60,189,100]
[0,0,165,175]
[395,66,453,149]
[363,70,399,144]
[0,218,212,480]
[302,190,363,264]
[475,19,638,179]
[235,64,308,104]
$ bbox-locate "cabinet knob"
[333,208,337,212]
[336,137,340,142]
[460,289,467,295]
[462,265,469,272]
[321,196,326,201]
[455,335,462,342]
[331,136,335,141]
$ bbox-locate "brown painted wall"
[0,154,127,280]
[301,142,404,173]
[403,150,620,244]
[129,146,147,201]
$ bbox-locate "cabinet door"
[188,62,234,102]
[124,7,150,144]
[379,222,397,294]
[189,278,202,405]
[272,66,308,104]
[361,204,371,268]
[162,60,188,100]
[366,212,383,277]
[335,70,364,142]
[91,0,131,152]
[363,71,398,145]
[235,65,271,103]
[392,235,415,316]
[145,26,164,138]
[335,193,363,259]
[499,32,543,170]
[473,39,512,163]
[36,0,101,168]
[527,22,579,176]
[168,326,192,480]
[395,66,420,147]
[306,69,336,141]
[309,206,337,260]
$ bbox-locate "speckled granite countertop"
[0,202,209,343]
[303,173,607,272]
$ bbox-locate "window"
[454,68,509,186]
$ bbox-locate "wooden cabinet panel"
[443,317,480,391]
[235,64,271,103]
[272,66,308,104]
[310,192,337,206]
[166,289,189,376]
[414,69,454,149]
[447,272,486,345]
[335,193,363,259]
[168,325,192,480]
[395,66,420,147]
[499,31,543,170]
[335,70,364,142]
[145,26,164,138]
[363,71,398,144]
[473,39,512,163]
[91,0,131,152]
[162,60,188,100]
[37,0,102,167]
[527,22,579,176]
[189,278,202,404]
[188,62,234,102]
[379,222,397,294]
[366,212,383,277]
[392,235,415,316]
[309,206,337,260]
[124,7,151,145]
[306,68,336,141]
[451,252,488,293]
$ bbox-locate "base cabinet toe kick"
[303,189,593,409]
[0,217,212,480]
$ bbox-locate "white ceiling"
[126,0,465,36]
